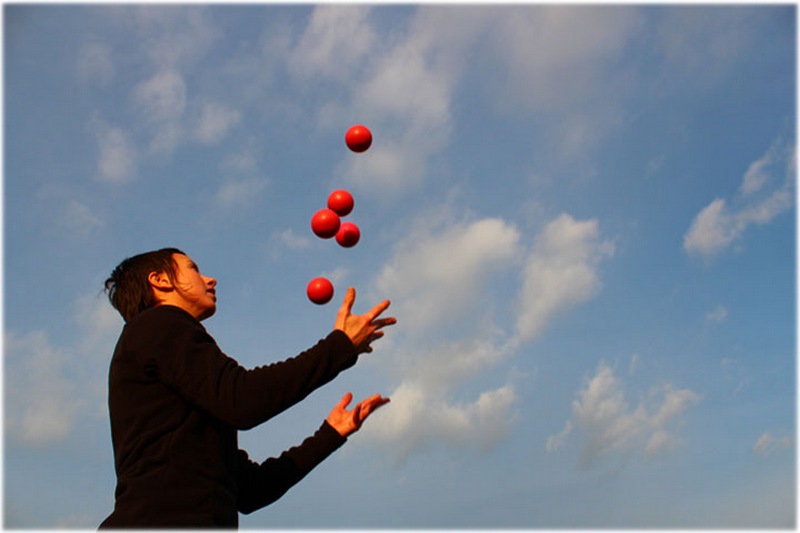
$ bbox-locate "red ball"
[345,124,372,153]
[307,277,334,305]
[336,221,360,248]
[310,208,340,239]
[327,189,354,217]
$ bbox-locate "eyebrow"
[188,261,199,271]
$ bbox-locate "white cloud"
[366,380,518,463]
[271,228,311,252]
[63,200,104,237]
[131,70,189,156]
[84,7,228,163]
[487,6,639,111]
[73,292,124,356]
[73,293,125,419]
[76,42,114,85]
[129,5,220,71]
[720,357,751,398]
[288,5,377,82]
[341,40,456,193]
[685,136,794,259]
[375,216,521,336]
[193,101,241,144]
[134,69,187,127]
[397,337,513,395]
[221,145,259,175]
[295,6,640,196]
[214,178,267,210]
[297,7,484,197]
[705,305,728,323]
[484,6,639,164]
[654,7,760,91]
[5,294,123,446]
[93,120,137,184]
[548,362,701,466]
[365,211,618,462]
[628,353,640,375]
[362,213,526,461]
[546,420,573,452]
[515,214,614,345]
[5,331,83,445]
[645,155,666,179]
[683,198,732,256]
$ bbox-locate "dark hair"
[104,248,185,322]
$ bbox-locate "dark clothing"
[100,305,358,528]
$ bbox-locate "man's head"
[105,248,217,322]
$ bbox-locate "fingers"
[358,395,390,421]
[366,299,392,322]
[337,287,356,318]
[371,317,397,330]
[337,391,354,410]
[338,287,394,327]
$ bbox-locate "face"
[168,254,218,321]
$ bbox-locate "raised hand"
[334,287,396,354]
[326,392,391,437]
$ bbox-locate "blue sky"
[3,4,796,529]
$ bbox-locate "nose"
[205,276,217,288]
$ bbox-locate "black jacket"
[100,305,358,528]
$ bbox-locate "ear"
[148,271,174,293]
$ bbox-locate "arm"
[236,421,345,514]
[237,392,390,514]
[132,307,357,429]
[135,289,395,430]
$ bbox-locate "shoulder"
[121,305,211,350]
[126,305,202,332]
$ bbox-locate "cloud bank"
[365,212,614,462]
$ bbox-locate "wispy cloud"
[705,305,728,324]
[192,101,241,145]
[5,330,83,445]
[63,200,104,238]
[753,432,792,457]
[213,178,267,211]
[85,6,234,170]
[134,69,187,124]
[288,5,377,83]
[126,5,220,71]
[547,361,701,467]
[5,294,122,445]
[76,42,114,86]
[270,228,311,254]
[684,135,794,259]
[91,119,137,184]
[654,7,762,91]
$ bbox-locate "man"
[99,248,396,528]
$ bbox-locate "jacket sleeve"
[236,420,346,514]
[129,306,359,429]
